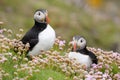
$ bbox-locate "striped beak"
[46,15,50,24]
[73,42,77,51]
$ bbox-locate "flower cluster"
[86,47,120,80]
[0,28,120,80]
[54,36,66,50]
[0,28,29,55]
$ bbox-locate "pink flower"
[96,71,102,75]
[114,74,120,79]
[103,73,109,78]
[112,53,117,58]
[32,58,39,63]
[59,40,66,47]
[91,64,97,69]
[105,64,109,68]
[98,65,102,69]
[0,29,3,34]
[0,56,7,63]
[85,74,95,80]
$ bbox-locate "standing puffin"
[68,36,98,68]
[21,9,56,56]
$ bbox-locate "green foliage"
[0,52,70,80]
[111,63,120,74]
[0,28,120,80]
[31,69,68,80]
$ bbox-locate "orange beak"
[73,42,77,51]
[46,16,50,24]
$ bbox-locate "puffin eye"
[38,12,41,15]
[80,40,83,43]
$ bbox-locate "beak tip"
[73,42,76,51]
[46,16,50,24]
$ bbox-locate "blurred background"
[0,0,120,52]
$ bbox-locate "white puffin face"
[34,11,46,23]
[73,36,87,50]
[77,37,86,49]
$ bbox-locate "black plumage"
[76,47,98,64]
[71,35,98,64]
[21,21,47,51]
[20,9,56,57]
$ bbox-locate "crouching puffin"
[68,36,98,68]
[21,9,56,56]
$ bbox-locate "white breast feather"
[68,52,92,68]
[28,24,56,56]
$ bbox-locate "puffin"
[21,9,56,56]
[68,36,98,68]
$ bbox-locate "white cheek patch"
[77,39,82,47]
[77,40,81,46]
[77,39,86,49]
[34,12,45,22]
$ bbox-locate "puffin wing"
[29,39,38,50]
[21,28,39,51]
[21,29,33,44]
[88,51,98,64]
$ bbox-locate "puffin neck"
[76,46,89,55]
[35,21,47,26]
[33,21,47,30]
